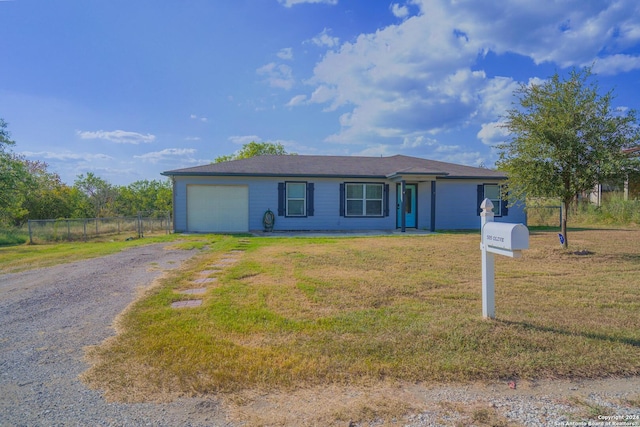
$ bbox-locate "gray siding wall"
[272,178,395,231]
[435,180,526,229]
[171,176,525,232]
[416,182,433,230]
[172,176,396,232]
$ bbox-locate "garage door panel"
[187,185,249,232]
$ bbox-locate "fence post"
[83,219,87,241]
[28,220,33,244]
[558,205,562,228]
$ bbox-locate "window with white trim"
[484,184,503,216]
[345,183,384,216]
[286,182,306,216]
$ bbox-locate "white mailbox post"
[480,198,529,319]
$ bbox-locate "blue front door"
[397,184,417,228]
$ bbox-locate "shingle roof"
[162,154,506,179]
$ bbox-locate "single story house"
[161,154,526,233]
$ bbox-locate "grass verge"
[82,228,640,405]
[0,227,28,246]
[0,232,219,274]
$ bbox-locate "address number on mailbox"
[482,222,529,257]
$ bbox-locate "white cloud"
[477,121,510,146]
[226,135,310,154]
[277,48,293,60]
[591,54,640,75]
[134,148,197,164]
[307,85,339,111]
[407,0,640,67]
[390,3,409,18]
[278,0,337,7]
[476,76,519,120]
[76,129,155,144]
[190,114,208,122]
[304,0,640,150]
[229,135,262,145]
[20,151,114,162]
[400,135,437,149]
[256,62,295,90]
[184,136,201,141]
[436,149,488,168]
[308,28,340,48]
[286,94,307,107]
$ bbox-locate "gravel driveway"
[0,243,230,427]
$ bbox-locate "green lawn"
[80,229,640,403]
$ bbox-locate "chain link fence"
[526,205,562,227]
[26,211,172,244]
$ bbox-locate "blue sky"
[1,0,639,186]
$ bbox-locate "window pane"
[366,200,382,216]
[287,183,306,198]
[484,184,500,199]
[366,184,382,199]
[346,184,363,198]
[288,200,305,216]
[491,200,501,215]
[346,200,363,216]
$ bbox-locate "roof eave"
[438,175,507,180]
[162,171,390,179]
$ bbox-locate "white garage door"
[187,185,249,232]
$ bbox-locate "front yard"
[81,229,640,404]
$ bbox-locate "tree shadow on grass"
[496,319,640,348]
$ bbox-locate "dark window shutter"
[476,184,484,216]
[384,184,390,217]
[277,182,285,216]
[501,187,509,216]
[339,183,345,216]
[307,183,314,216]
[501,202,509,217]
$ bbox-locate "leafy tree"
[0,120,31,225]
[0,118,15,152]
[1,119,173,224]
[115,179,172,216]
[498,67,640,248]
[0,153,31,225]
[74,172,119,217]
[214,141,293,163]
[20,160,84,220]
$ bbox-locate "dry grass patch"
[226,383,419,427]
[438,402,515,427]
[83,229,640,408]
